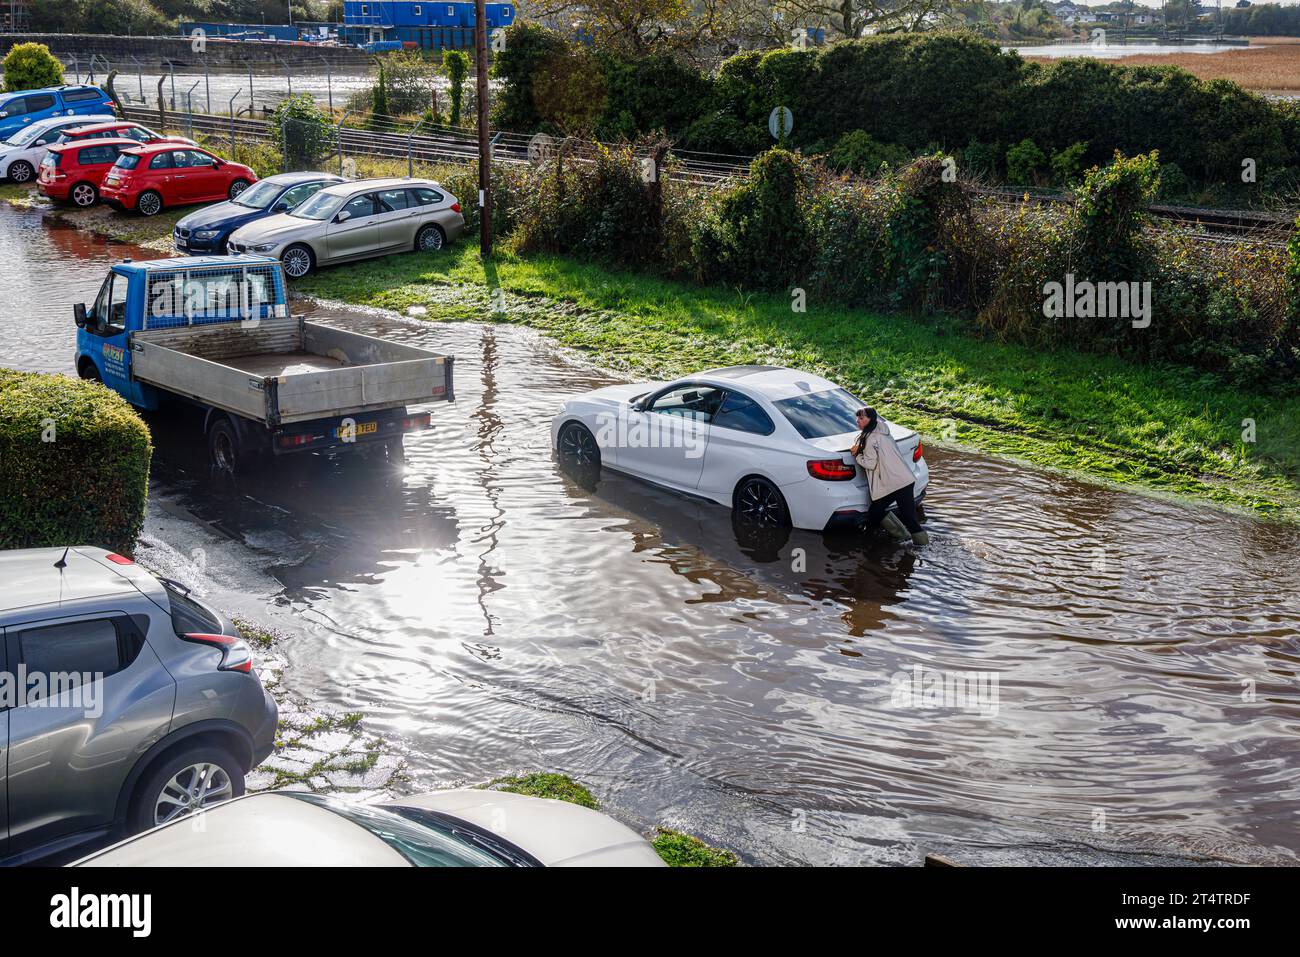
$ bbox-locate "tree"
[272,94,333,171]
[444,49,470,127]
[3,43,64,94]
[774,0,962,38]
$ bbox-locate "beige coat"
[854,419,914,501]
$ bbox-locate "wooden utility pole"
[474,0,492,259]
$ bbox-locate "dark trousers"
[864,483,922,534]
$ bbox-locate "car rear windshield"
[114,153,140,169]
[44,152,61,167]
[162,580,222,636]
[772,388,863,439]
[285,793,507,867]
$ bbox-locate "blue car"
[0,85,116,140]
[172,171,344,254]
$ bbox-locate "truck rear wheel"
[208,418,258,474]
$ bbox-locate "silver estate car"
[0,546,277,865]
[226,176,465,278]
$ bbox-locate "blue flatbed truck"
[73,255,454,470]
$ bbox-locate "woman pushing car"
[851,407,929,546]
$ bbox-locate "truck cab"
[74,256,287,410]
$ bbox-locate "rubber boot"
[911,529,930,546]
[881,512,910,541]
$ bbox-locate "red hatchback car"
[100,143,257,216]
[55,120,195,148]
[38,137,143,207]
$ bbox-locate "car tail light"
[807,459,856,481]
[182,632,254,673]
[105,553,135,565]
[913,441,924,462]
[450,202,461,213]
[401,412,431,432]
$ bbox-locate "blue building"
[341,2,515,50]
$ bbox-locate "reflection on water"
[2,203,1299,865]
[1010,42,1255,59]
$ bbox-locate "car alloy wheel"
[417,224,444,251]
[71,183,97,207]
[558,422,600,468]
[735,477,789,527]
[282,245,313,278]
[153,762,234,826]
[137,191,162,216]
[229,178,249,199]
[9,160,33,183]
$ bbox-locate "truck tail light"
[401,412,431,432]
[181,633,254,673]
[277,433,315,448]
[807,459,856,481]
[913,440,924,462]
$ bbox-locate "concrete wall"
[0,34,374,71]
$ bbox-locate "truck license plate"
[335,420,378,439]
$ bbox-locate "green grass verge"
[296,242,1300,521]
[484,773,737,865]
[484,772,600,809]
[652,828,740,867]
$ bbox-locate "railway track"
[128,107,1292,241]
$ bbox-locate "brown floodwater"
[3,203,1299,865]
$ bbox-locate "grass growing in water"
[652,828,740,867]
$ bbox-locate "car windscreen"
[772,388,863,439]
[291,190,344,221]
[284,793,507,867]
[231,179,280,209]
[113,153,140,170]
[6,123,46,146]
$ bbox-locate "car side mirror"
[335,210,351,223]
[74,303,88,327]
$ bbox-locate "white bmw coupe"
[551,365,929,531]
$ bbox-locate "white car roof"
[76,793,411,867]
[695,365,845,402]
[318,176,442,198]
[0,546,158,619]
[22,113,115,134]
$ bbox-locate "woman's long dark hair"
[857,407,878,439]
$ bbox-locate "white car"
[0,113,115,184]
[551,365,929,531]
[74,789,666,867]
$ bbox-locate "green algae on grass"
[651,828,740,867]
[484,772,600,809]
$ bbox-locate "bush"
[271,95,333,172]
[688,149,815,289]
[3,42,63,93]
[827,130,910,176]
[1050,141,1089,187]
[1005,138,1047,186]
[376,51,436,117]
[0,371,151,555]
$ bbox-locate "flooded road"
[3,203,1299,865]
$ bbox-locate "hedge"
[0,370,152,556]
[494,29,1300,203]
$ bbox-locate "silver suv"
[0,546,277,864]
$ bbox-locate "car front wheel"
[557,421,601,471]
[8,159,34,183]
[129,745,245,833]
[228,178,250,200]
[281,243,314,279]
[137,190,163,216]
